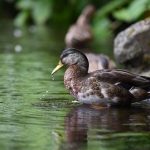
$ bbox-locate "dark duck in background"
[51,48,150,107]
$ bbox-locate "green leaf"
[95,0,130,18]
[16,0,34,9]
[113,9,131,22]
[14,11,29,26]
[32,1,52,25]
[113,0,150,22]
[93,18,111,38]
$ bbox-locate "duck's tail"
[142,74,150,80]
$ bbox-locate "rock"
[114,17,150,66]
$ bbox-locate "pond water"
[0,21,150,150]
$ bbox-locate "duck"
[65,5,95,49]
[51,48,150,107]
[85,52,116,72]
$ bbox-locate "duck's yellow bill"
[51,61,64,75]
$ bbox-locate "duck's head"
[51,48,89,75]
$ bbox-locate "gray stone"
[114,18,150,66]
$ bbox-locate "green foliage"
[14,0,100,26]
[95,0,129,19]
[13,0,150,53]
[9,0,150,27]
[113,0,150,22]
[15,10,29,26]
[92,0,150,53]
[32,0,52,25]
[92,0,130,53]
[15,0,53,26]
[92,17,113,54]
[14,0,150,26]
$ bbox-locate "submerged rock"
[114,18,150,67]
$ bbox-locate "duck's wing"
[93,69,150,89]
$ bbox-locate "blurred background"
[1,0,150,53]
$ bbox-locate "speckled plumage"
[52,48,150,106]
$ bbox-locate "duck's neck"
[77,6,95,26]
[77,15,90,26]
[64,65,88,96]
[64,65,88,80]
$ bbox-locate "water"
[0,21,150,150]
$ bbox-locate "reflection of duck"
[65,5,116,71]
[51,48,150,106]
[65,105,150,149]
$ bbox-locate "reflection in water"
[64,105,150,150]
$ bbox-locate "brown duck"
[65,5,95,48]
[51,48,150,107]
